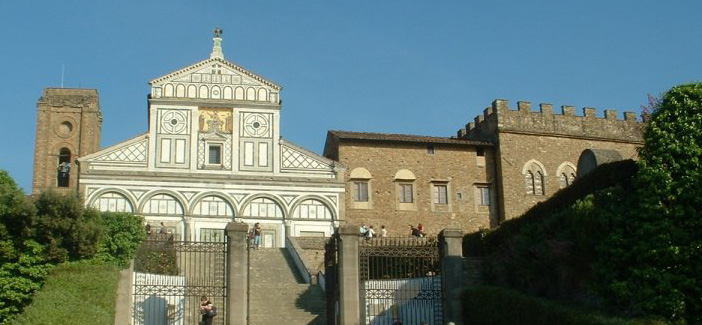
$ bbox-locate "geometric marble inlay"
[93,138,147,162]
[281,145,329,170]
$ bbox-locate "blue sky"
[1,1,701,193]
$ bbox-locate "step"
[247,248,326,324]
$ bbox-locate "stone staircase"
[248,248,326,325]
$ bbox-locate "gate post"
[338,225,361,325]
[441,229,464,325]
[226,222,249,325]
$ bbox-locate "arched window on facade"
[57,148,71,187]
[349,167,372,209]
[523,160,546,196]
[394,169,417,210]
[557,163,577,189]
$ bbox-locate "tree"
[32,191,103,262]
[595,83,702,322]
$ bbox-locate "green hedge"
[462,286,666,325]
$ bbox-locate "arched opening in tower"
[57,148,71,187]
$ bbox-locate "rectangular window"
[160,139,171,163]
[400,184,413,203]
[244,142,254,166]
[479,186,490,206]
[258,142,268,167]
[433,184,448,204]
[208,144,222,165]
[353,182,369,202]
[175,139,186,163]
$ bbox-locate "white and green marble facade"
[78,32,345,246]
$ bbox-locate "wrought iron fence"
[359,237,443,325]
[133,238,228,325]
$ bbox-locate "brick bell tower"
[32,88,102,195]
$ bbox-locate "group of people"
[359,223,427,238]
[409,223,425,237]
[144,222,170,235]
[359,224,387,239]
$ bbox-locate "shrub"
[95,212,145,267]
[462,286,665,325]
[0,241,54,324]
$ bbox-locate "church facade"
[72,31,345,246]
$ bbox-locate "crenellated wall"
[456,99,645,222]
[458,99,645,144]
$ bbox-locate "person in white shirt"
[380,225,387,237]
[366,225,376,239]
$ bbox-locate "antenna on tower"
[61,64,65,88]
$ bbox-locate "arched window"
[557,163,577,189]
[142,194,184,216]
[349,167,372,204]
[291,199,333,220]
[523,160,546,196]
[57,148,71,187]
[91,191,134,212]
[241,197,284,219]
[394,169,417,210]
[192,195,234,218]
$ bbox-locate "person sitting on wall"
[159,222,169,234]
[417,223,425,237]
[409,225,421,237]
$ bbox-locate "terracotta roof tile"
[328,130,492,146]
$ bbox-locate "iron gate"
[359,237,443,325]
[133,235,228,325]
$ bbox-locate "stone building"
[458,100,644,221]
[32,88,102,195]
[324,100,645,234]
[323,131,497,235]
[68,30,345,246]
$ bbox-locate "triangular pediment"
[149,57,281,102]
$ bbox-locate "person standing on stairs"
[253,222,262,249]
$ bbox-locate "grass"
[12,260,121,325]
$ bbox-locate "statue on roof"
[214,28,222,38]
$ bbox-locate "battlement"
[457,99,645,143]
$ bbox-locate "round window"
[57,121,73,138]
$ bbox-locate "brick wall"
[32,88,102,195]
